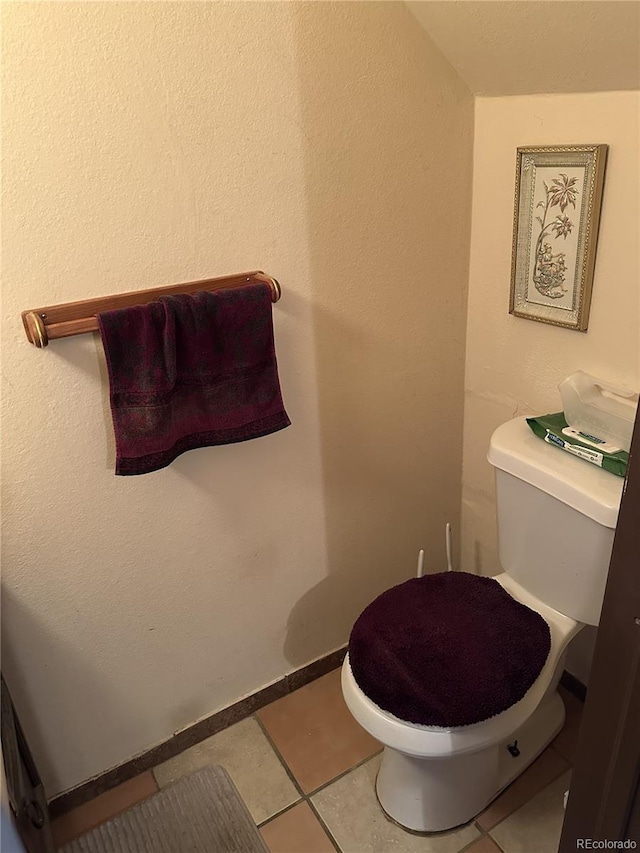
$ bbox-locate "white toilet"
[341,416,623,832]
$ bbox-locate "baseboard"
[48,645,347,818]
[560,669,587,703]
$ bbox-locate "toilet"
[341,416,623,833]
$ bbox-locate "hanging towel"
[98,283,290,475]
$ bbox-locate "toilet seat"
[342,574,581,759]
[349,571,551,728]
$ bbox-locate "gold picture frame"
[509,145,608,331]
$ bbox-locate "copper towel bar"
[21,271,281,348]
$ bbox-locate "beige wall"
[462,92,640,679]
[407,2,640,96]
[1,2,473,795]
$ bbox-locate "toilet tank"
[487,418,624,626]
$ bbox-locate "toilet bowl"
[342,574,580,832]
[341,417,623,833]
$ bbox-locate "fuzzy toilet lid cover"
[348,571,551,728]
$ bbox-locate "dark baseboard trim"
[560,669,587,703]
[49,656,586,819]
[48,645,347,819]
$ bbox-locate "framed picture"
[509,145,608,331]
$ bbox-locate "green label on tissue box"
[526,412,628,478]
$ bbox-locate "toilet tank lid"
[487,417,623,528]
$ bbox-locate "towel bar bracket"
[21,271,281,348]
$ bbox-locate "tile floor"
[52,670,583,853]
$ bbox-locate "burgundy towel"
[98,283,290,475]
[348,572,551,728]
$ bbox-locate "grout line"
[548,740,576,769]
[548,742,572,769]
[478,759,572,836]
[471,820,487,840]
[150,766,160,791]
[252,713,307,802]
[253,710,383,804]
[465,822,511,853]
[487,834,508,853]
[305,747,384,799]
[252,713,345,852]
[458,833,488,853]
[306,797,343,853]
[256,798,304,830]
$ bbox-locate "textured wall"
[1,2,473,795]
[462,92,640,679]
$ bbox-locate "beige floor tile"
[490,770,571,853]
[153,717,300,824]
[311,755,480,853]
[477,745,569,831]
[260,802,335,853]
[257,668,381,793]
[463,837,504,853]
[551,687,584,764]
[51,772,158,848]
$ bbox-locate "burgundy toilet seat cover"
[348,572,551,728]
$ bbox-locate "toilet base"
[375,691,565,833]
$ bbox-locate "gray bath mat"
[61,765,269,853]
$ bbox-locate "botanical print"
[510,145,607,331]
[532,173,579,299]
[525,164,584,311]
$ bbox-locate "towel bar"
[21,271,281,348]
